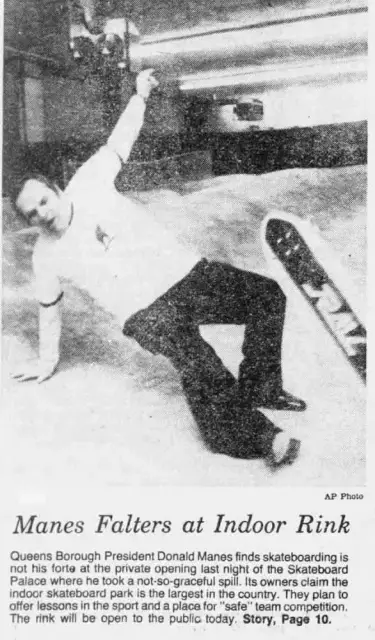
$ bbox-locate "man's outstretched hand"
[11,359,59,384]
[136,69,159,100]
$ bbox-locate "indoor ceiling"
[4,0,366,57]
[134,0,366,34]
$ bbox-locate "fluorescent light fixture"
[180,57,367,93]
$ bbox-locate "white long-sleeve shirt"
[32,95,199,322]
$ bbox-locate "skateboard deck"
[261,211,366,383]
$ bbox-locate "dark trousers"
[123,260,285,459]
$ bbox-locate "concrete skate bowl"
[2,165,366,487]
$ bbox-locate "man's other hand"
[136,69,159,100]
[11,359,59,384]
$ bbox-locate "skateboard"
[261,211,366,383]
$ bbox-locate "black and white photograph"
[2,0,367,489]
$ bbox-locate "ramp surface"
[1,165,366,488]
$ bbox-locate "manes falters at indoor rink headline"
[12,513,351,535]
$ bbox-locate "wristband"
[39,292,64,308]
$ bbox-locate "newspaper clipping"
[1,0,373,638]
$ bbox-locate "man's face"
[16,179,62,234]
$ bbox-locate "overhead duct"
[131,4,367,97]
[130,4,367,129]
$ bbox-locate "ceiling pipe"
[180,56,366,95]
[130,5,367,95]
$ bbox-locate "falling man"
[12,69,306,468]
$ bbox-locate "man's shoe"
[253,390,306,412]
[267,433,301,468]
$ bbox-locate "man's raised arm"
[69,69,159,193]
[106,69,159,163]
